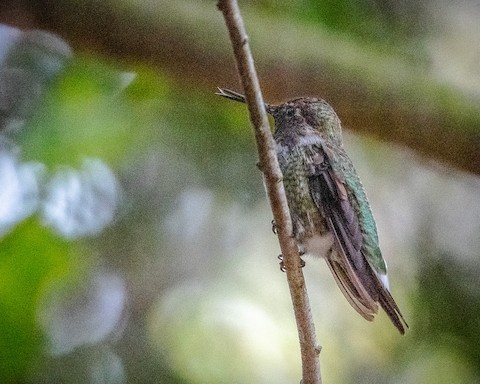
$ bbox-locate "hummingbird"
[217,88,407,334]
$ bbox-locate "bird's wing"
[307,144,406,334]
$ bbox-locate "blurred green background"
[0,1,480,383]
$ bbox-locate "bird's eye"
[285,108,294,117]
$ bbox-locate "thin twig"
[216,1,321,382]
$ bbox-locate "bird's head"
[216,88,343,146]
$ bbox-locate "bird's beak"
[216,87,271,114]
[215,88,246,103]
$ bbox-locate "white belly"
[304,233,335,258]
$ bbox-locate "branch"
[217,1,321,382]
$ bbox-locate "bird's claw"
[278,254,305,271]
[271,220,277,234]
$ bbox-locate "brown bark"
[217,1,321,381]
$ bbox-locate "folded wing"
[307,145,407,334]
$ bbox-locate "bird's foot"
[278,254,286,272]
[277,254,305,272]
[271,219,277,234]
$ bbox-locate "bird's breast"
[277,143,330,254]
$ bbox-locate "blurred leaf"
[414,254,480,374]
[19,58,164,167]
[0,24,72,132]
[0,218,81,382]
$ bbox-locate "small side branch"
[217,1,321,382]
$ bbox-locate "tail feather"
[325,258,377,321]
[373,275,408,335]
[325,251,408,334]
[325,258,408,335]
